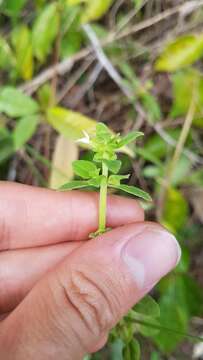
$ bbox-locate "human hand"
[0,182,181,359]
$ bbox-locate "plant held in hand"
[60,123,151,237]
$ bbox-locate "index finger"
[0,182,144,250]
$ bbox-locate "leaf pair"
[60,177,152,202]
[59,123,151,202]
[91,122,143,162]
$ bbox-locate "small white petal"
[76,131,91,145]
[83,131,90,140]
[76,137,90,145]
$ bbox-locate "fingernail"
[122,227,181,290]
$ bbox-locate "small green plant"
[60,122,151,237]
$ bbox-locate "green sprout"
[60,123,152,237]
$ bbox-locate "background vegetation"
[0,0,203,358]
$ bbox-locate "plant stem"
[126,317,203,342]
[98,162,108,233]
[157,91,196,221]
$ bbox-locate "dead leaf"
[49,135,79,189]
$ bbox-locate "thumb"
[1,222,181,360]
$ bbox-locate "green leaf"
[59,180,91,190]
[186,167,203,186]
[170,69,203,118]
[129,296,161,337]
[155,34,203,72]
[118,131,144,148]
[47,106,97,141]
[162,188,189,232]
[135,316,160,337]
[150,351,160,360]
[160,274,203,318]
[119,62,140,91]
[0,135,14,164]
[143,156,190,190]
[67,0,86,5]
[123,339,140,360]
[0,37,15,70]
[109,339,124,360]
[136,148,162,167]
[83,356,91,360]
[11,25,33,80]
[88,175,103,188]
[32,3,59,63]
[0,87,39,117]
[73,160,99,179]
[103,159,121,174]
[152,291,188,353]
[60,6,82,58]
[81,0,114,23]
[171,155,191,186]
[175,246,190,273]
[108,174,130,186]
[182,275,203,316]
[109,184,152,201]
[141,93,162,123]
[0,0,27,17]
[96,122,111,139]
[13,115,39,150]
[61,27,82,58]
[47,107,133,157]
[37,84,55,111]
[133,317,203,344]
[90,24,108,39]
[143,129,182,159]
[143,165,162,179]
[134,296,160,318]
[133,0,143,10]
[0,126,9,139]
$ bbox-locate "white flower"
[76,131,91,145]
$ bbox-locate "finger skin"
[0,222,180,360]
[0,182,144,250]
[0,242,82,314]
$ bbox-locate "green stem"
[98,162,108,233]
[126,317,203,342]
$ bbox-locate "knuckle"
[62,267,119,338]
